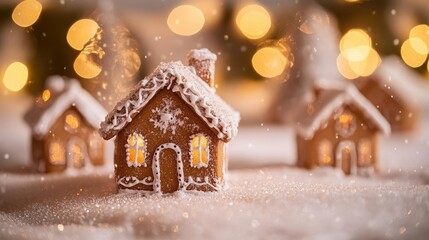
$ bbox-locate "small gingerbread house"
[99,49,240,194]
[294,85,390,176]
[354,56,424,132]
[24,76,107,174]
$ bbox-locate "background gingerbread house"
[99,49,240,194]
[354,56,428,132]
[24,76,107,174]
[294,85,390,176]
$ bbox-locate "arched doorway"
[335,141,357,175]
[152,143,184,194]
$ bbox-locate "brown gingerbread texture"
[99,48,240,194]
[24,76,107,174]
[293,85,390,176]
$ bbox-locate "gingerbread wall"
[114,89,225,193]
[359,79,419,132]
[39,107,104,173]
[297,105,379,174]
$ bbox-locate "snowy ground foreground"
[1,167,428,240]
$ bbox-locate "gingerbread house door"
[335,141,357,175]
[66,137,92,172]
[152,143,185,194]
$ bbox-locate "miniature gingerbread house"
[24,76,107,173]
[294,85,390,176]
[354,56,424,132]
[99,49,240,194]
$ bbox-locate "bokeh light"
[236,4,271,40]
[2,62,29,92]
[410,24,429,50]
[339,29,372,62]
[252,47,287,78]
[336,54,360,80]
[11,0,42,28]
[409,37,428,55]
[337,29,381,79]
[167,5,205,36]
[73,53,102,79]
[67,19,99,50]
[401,38,427,68]
[42,89,50,101]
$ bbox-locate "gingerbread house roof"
[99,61,240,142]
[294,85,390,139]
[355,55,429,107]
[24,76,107,139]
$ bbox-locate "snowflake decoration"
[150,97,185,134]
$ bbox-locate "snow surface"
[0,167,428,240]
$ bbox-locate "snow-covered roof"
[99,61,240,142]
[294,85,390,139]
[24,76,107,139]
[355,55,429,107]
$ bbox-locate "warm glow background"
[0,0,428,124]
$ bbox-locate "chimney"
[187,48,217,88]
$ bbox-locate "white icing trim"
[125,132,147,168]
[25,78,107,139]
[99,61,239,141]
[189,133,210,168]
[117,176,154,188]
[152,143,185,194]
[183,176,222,191]
[187,48,217,61]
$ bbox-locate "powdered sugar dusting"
[99,58,239,142]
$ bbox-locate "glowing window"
[335,110,356,137]
[70,143,85,169]
[49,141,65,165]
[126,133,146,167]
[65,113,80,131]
[358,139,372,167]
[318,139,333,166]
[190,134,210,167]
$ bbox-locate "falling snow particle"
[224,35,229,40]
[391,9,396,15]
[4,154,9,159]
[393,39,399,46]
[57,224,64,231]
[226,66,231,71]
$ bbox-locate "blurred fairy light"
[11,0,42,28]
[167,5,205,36]
[337,29,380,79]
[67,19,100,50]
[2,62,28,92]
[42,89,50,101]
[73,52,102,79]
[339,29,372,62]
[252,47,287,78]
[401,24,429,68]
[236,4,271,40]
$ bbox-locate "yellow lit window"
[65,113,80,130]
[358,139,372,167]
[49,141,65,165]
[191,134,210,167]
[335,109,356,137]
[126,133,146,167]
[318,139,333,166]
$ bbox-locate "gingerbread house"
[354,56,424,132]
[294,85,390,176]
[99,49,240,194]
[24,76,107,174]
